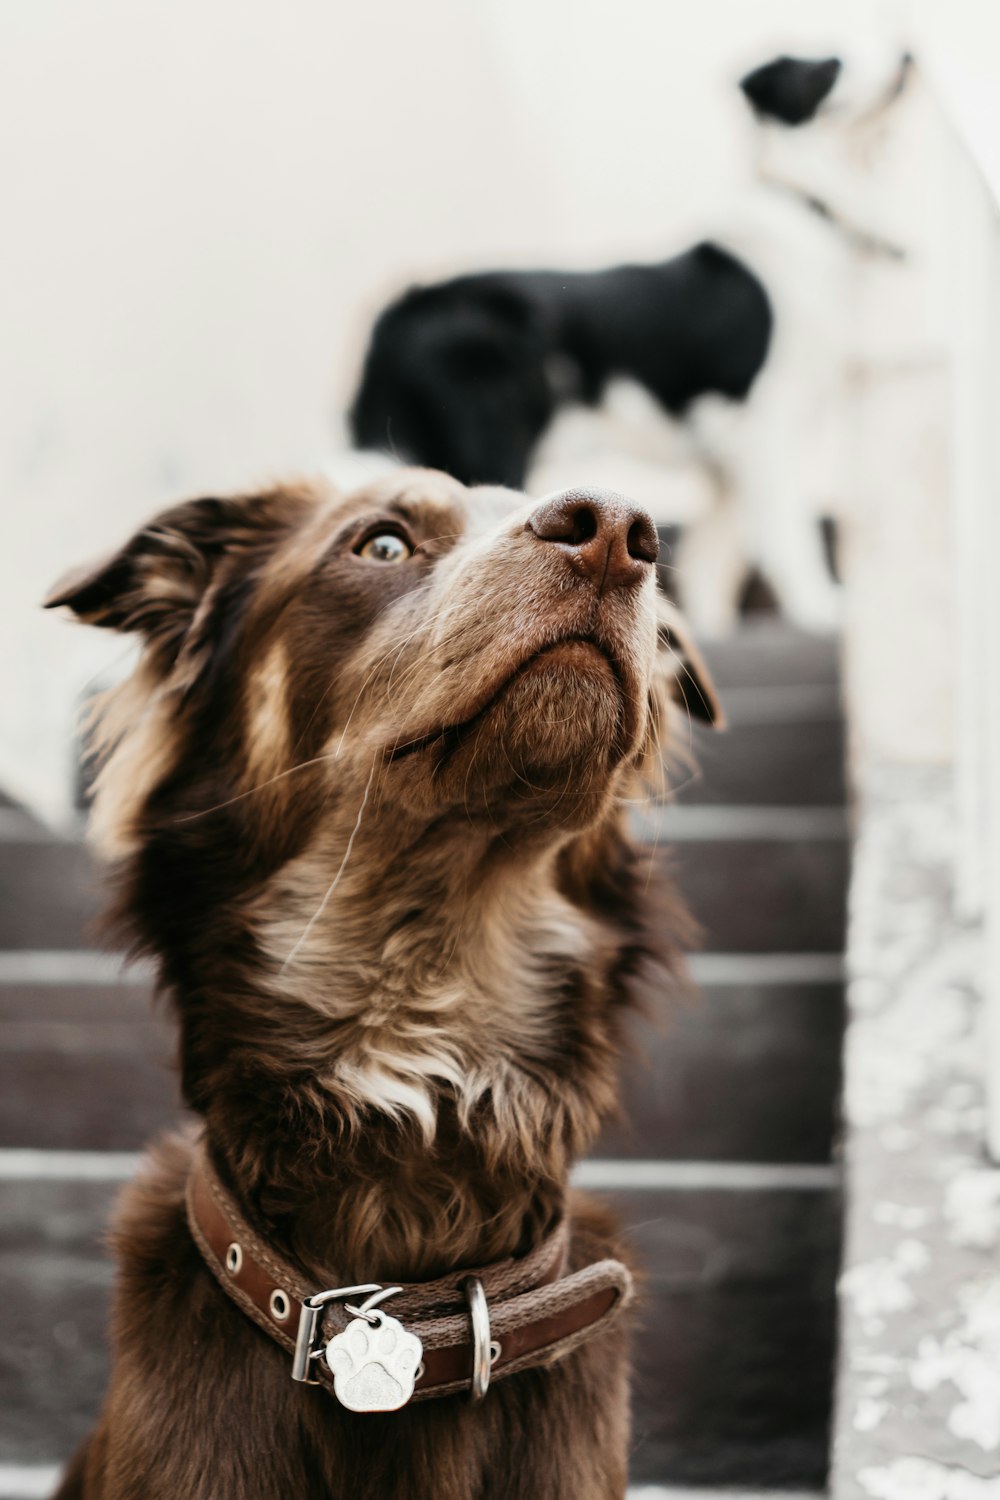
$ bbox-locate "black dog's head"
[350,278,557,490]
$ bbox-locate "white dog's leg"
[743,450,842,635]
[674,479,748,638]
[695,386,842,635]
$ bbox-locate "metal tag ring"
[343,1285,403,1326]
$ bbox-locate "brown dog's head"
[47,469,719,1165]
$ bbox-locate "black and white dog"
[348,42,923,635]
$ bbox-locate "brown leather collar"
[186,1140,632,1407]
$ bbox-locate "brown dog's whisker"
[173,751,340,822]
[280,755,380,973]
[410,531,466,557]
[331,612,448,762]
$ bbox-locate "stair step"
[0,809,56,842]
[0,1037,182,1153]
[676,719,846,807]
[0,1473,824,1500]
[0,1180,112,1466]
[640,807,847,840]
[0,974,843,1163]
[0,843,99,951]
[0,976,153,1021]
[0,1478,823,1500]
[700,624,840,691]
[668,841,848,954]
[0,834,849,955]
[600,981,844,1164]
[622,1184,839,1488]
[0,1177,837,1489]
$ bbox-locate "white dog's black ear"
[740,56,842,126]
[656,599,724,729]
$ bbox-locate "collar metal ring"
[463,1276,492,1402]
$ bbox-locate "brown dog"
[45,469,719,1499]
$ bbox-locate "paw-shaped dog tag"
[325,1310,423,1412]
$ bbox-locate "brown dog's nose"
[528,488,659,591]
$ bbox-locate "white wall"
[0,0,945,820]
[1,0,547,820]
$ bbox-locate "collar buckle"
[291,1283,382,1384]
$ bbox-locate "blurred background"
[3,2,1000,1497]
[2,0,988,822]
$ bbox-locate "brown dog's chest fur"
[46,469,719,1500]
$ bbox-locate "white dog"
[350,34,939,636]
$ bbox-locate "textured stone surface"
[832,766,1000,1498]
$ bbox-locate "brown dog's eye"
[356,531,413,564]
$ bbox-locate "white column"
[983,213,1000,1162]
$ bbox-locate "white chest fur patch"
[255,831,599,1138]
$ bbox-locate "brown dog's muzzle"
[527,487,659,592]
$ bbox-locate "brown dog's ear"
[656,597,725,729]
[44,494,302,654]
[45,498,245,633]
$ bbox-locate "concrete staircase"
[0,620,847,1498]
